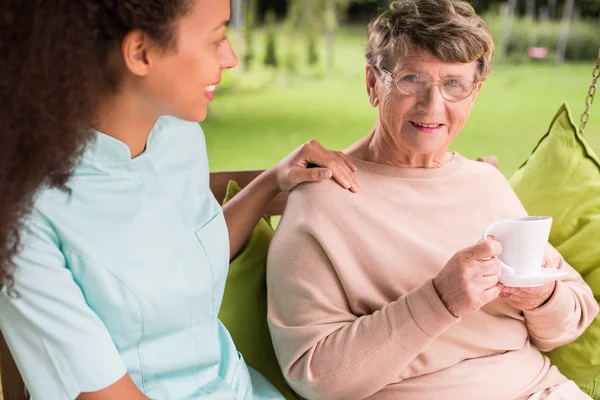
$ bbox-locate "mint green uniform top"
[0,117,283,400]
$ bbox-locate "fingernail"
[355,179,361,188]
[319,170,328,179]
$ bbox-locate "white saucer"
[499,269,568,288]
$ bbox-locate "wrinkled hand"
[476,156,500,170]
[500,243,561,311]
[273,139,360,192]
[433,240,505,318]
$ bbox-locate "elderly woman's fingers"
[480,258,502,276]
[480,275,501,290]
[543,243,563,270]
[499,281,556,310]
[466,239,503,261]
[434,244,506,318]
[482,283,504,303]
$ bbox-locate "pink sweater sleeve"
[524,258,599,352]
[493,174,600,351]
[267,214,460,399]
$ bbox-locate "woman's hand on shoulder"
[433,239,505,318]
[272,139,360,193]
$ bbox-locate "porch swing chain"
[579,49,600,136]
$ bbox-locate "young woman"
[0,1,360,398]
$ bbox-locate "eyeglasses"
[380,67,477,102]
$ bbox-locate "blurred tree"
[244,0,258,69]
[302,0,321,65]
[285,0,376,71]
[264,9,278,67]
[324,0,376,69]
[284,1,301,73]
[579,0,600,15]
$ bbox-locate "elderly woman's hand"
[476,156,500,170]
[433,240,504,318]
[273,139,360,193]
[499,244,561,310]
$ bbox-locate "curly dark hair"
[0,0,193,294]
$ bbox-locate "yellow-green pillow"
[510,103,600,398]
[218,180,297,399]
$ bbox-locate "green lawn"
[203,62,600,179]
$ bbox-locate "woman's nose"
[221,40,239,70]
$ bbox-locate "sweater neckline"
[349,152,465,180]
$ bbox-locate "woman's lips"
[204,84,216,101]
[410,121,443,133]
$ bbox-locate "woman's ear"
[121,30,154,77]
[366,66,379,107]
[471,81,484,104]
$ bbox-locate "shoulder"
[458,155,527,215]
[461,156,504,178]
[274,179,356,244]
[288,178,352,215]
[10,207,64,278]
[459,156,514,189]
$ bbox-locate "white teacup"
[481,216,552,277]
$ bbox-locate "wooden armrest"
[0,330,27,400]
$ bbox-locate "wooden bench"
[0,170,286,400]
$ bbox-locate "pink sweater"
[267,153,599,400]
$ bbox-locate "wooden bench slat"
[0,331,26,400]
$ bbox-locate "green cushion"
[218,180,297,399]
[510,103,600,399]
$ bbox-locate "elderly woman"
[266,1,599,399]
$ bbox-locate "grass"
[203,62,600,178]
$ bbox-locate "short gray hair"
[366,0,495,81]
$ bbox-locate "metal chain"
[579,49,600,135]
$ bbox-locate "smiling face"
[366,52,483,164]
[125,0,238,122]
